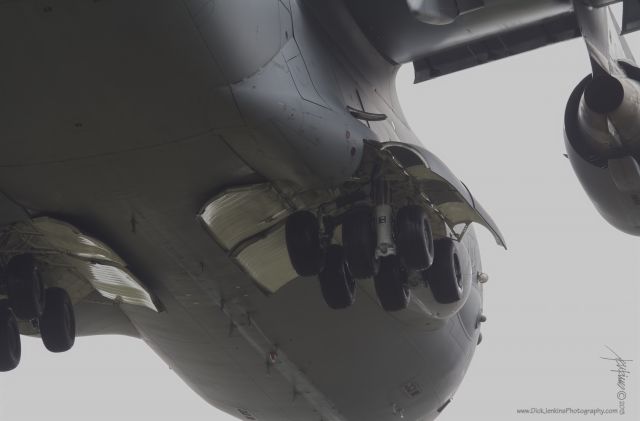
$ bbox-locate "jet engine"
[564,71,640,235]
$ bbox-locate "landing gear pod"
[231,140,500,315]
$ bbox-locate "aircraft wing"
[342,0,640,83]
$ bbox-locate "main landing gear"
[285,197,465,312]
[0,254,76,371]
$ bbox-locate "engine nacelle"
[564,73,640,236]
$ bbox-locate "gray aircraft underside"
[0,1,638,421]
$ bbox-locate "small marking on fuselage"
[402,381,422,398]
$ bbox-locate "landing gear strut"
[369,177,433,312]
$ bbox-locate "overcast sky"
[1,18,639,421]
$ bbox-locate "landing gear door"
[380,142,506,249]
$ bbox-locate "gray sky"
[1,25,639,421]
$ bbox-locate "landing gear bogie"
[285,202,438,312]
[0,252,77,370]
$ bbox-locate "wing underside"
[342,0,640,83]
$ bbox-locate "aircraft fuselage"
[0,1,487,420]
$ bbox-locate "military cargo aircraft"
[0,1,638,420]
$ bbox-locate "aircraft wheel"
[318,245,355,309]
[374,255,410,312]
[285,211,324,276]
[6,254,46,320]
[342,206,378,278]
[0,301,21,372]
[40,288,76,353]
[424,238,464,304]
[395,205,434,271]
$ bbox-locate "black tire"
[39,288,76,353]
[342,206,378,278]
[0,301,21,372]
[285,211,324,276]
[374,255,410,312]
[318,245,356,309]
[424,238,464,304]
[395,205,434,271]
[7,254,46,320]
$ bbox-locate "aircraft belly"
[246,278,480,421]
[0,127,481,421]
[115,236,481,421]
[0,0,242,167]
[0,1,485,420]
[121,289,332,421]
[0,129,338,420]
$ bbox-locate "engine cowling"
[564,73,640,236]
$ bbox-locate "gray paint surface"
[0,1,638,421]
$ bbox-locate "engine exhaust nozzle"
[584,74,624,114]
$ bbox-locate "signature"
[601,346,632,415]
